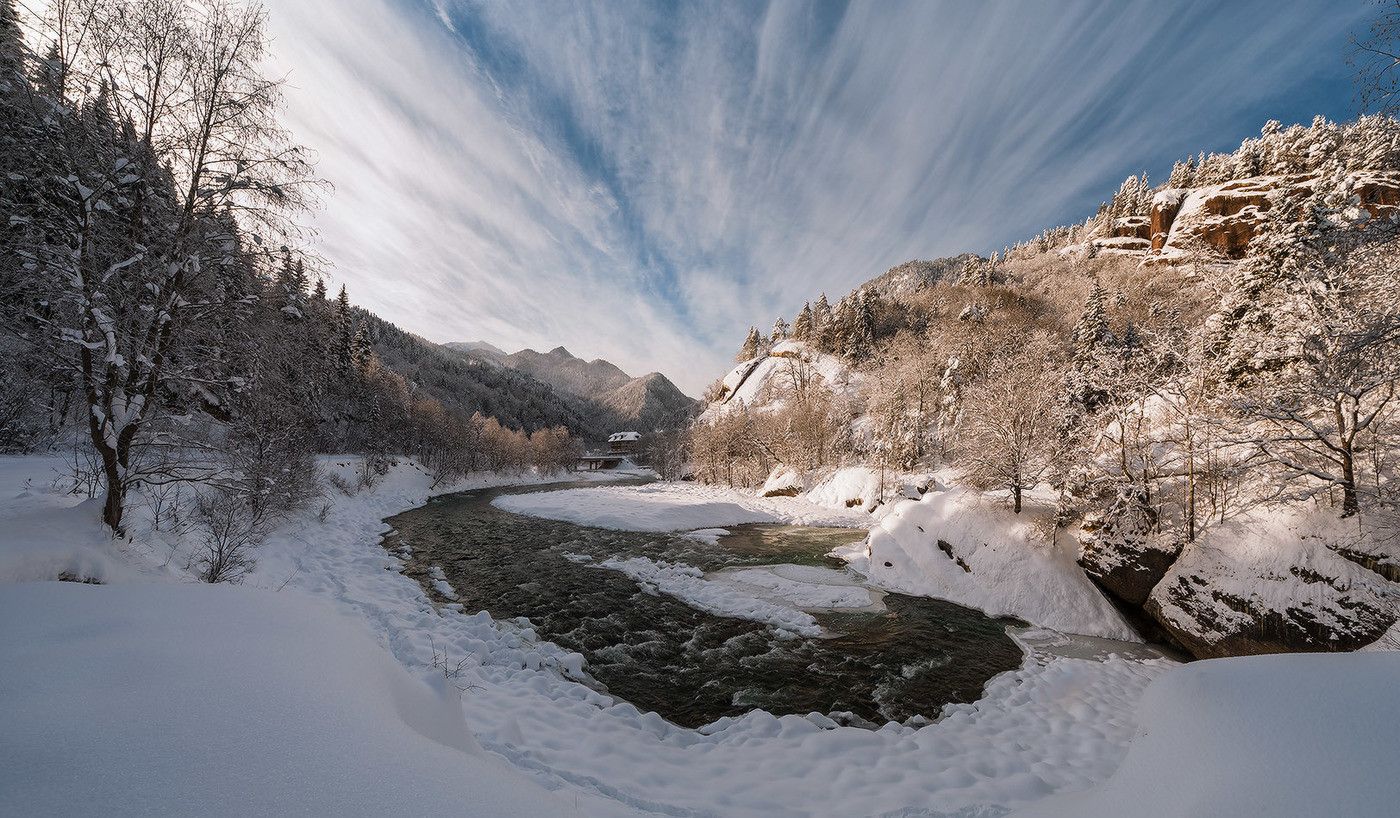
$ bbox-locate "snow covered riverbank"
[4,456,1395,816]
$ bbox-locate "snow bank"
[0,582,595,816]
[758,465,804,497]
[492,480,867,532]
[841,488,1140,641]
[805,465,886,511]
[1012,652,1400,818]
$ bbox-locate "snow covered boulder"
[758,466,804,498]
[842,488,1140,641]
[1145,510,1397,658]
[806,466,884,510]
[1078,488,1182,606]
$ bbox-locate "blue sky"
[269,0,1370,395]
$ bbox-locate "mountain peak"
[547,346,574,358]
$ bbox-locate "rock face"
[1150,171,1400,260]
[1149,189,1185,251]
[1078,489,1182,607]
[1110,215,1151,240]
[1144,527,1397,659]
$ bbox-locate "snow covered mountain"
[446,342,696,434]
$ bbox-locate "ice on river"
[491,481,868,532]
[708,563,884,612]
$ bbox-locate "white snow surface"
[492,479,869,532]
[805,465,887,510]
[1013,652,1400,818]
[841,487,1141,641]
[0,582,611,817]
[7,453,1390,816]
[708,563,884,612]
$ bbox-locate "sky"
[267,0,1372,395]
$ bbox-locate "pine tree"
[1072,281,1110,363]
[771,316,789,342]
[352,324,373,371]
[792,302,813,341]
[333,285,354,378]
[312,277,327,301]
[737,326,761,361]
[812,293,834,351]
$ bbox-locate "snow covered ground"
[3,454,1395,816]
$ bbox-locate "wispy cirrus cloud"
[267,0,1367,394]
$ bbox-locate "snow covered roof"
[608,431,641,442]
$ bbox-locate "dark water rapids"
[385,480,1024,729]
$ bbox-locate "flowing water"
[385,479,1025,729]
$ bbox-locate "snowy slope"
[1012,652,1400,818]
[0,582,634,817]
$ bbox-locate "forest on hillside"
[693,112,1400,543]
[0,0,583,574]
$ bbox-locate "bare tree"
[1352,0,1400,115]
[18,0,320,532]
[956,337,1066,513]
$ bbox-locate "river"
[384,479,1026,729]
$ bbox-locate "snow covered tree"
[737,325,761,362]
[1071,281,1111,364]
[333,285,355,378]
[792,302,813,342]
[5,0,319,532]
[812,293,834,351]
[957,337,1066,513]
[1208,185,1400,517]
[771,316,789,343]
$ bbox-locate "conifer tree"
[737,326,761,361]
[812,293,834,351]
[792,302,813,341]
[771,316,789,342]
[1072,281,1110,364]
[333,285,355,378]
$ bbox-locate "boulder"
[758,466,804,498]
[1078,489,1182,606]
[1144,513,1397,658]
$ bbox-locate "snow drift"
[838,488,1140,641]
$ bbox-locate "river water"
[384,480,1025,729]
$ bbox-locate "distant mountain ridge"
[445,342,696,434]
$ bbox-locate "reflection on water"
[385,480,1025,729]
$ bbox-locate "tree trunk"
[1340,450,1360,518]
[98,447,126,533]
[1012,484,1022,514]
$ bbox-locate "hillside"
[692,113,1400,661]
